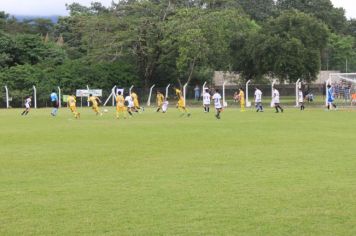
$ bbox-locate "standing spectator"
[194,85,200,101]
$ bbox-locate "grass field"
[1,106,356,235]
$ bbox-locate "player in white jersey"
[21,96,32,116]
[273,87,284,113]
[212,89,222,119]
[254,87,263,112]
[124,93,134,116]
[162,100,169,113]
[202,88,211,113]
[298,88,305,110]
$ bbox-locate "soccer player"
[238,87,245,112]
[254,87,263,112]
[131,91,144,112]
[273,87,284,113]
[174,87,191,117]
[156,90,165,112]
[298,88,305,111]
[327,84,337,110]
[203,88,211,113]
[67,94,80,119]
[124,93,134,116]
[50,90,59,116]
[88,94,103,116]
[162,100,169,113]
[116,91,127,119]
[212,89,222,119]
[21,96,32,116]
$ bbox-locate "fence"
[1,83,353,109]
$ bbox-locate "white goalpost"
[327,73,356,106]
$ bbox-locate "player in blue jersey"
[327,84,337,110]
[50,90,59,116]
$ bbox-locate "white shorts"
[25,104,30,109]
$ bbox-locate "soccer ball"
[103,109,108,113]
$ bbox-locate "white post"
[129,85,134,95]
[246,80,251,107]
[271,79,276,107]
[147,84,155,106]
[183,83,188,107]
[295,79,300,107]
[202,81,207,95]
[86,85,90,107]
[4,86,9,108]
[33,85,37,109]
[103,85,116,107]
[165,84,171,99]
[222,81,227,107]
[58,86,61,108]
[112,85,116,106]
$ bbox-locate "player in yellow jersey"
[131,91,144,112]
[174,87,190,117]
[156,90,165,112]
[67,94,80,119]
[115,91,127,119]
[88,94,103,116]
[238,88,245,112]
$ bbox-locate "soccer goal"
[327,73,356,106]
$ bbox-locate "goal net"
[327,73,356,106]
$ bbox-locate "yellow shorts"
[134,100,139,108]
[116,106,126,112]
[177,99,184,108]
[69,106,76,112]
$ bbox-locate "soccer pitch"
[1,107,355,235]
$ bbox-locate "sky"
[0,0,355,19]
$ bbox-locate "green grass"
[1,107,356,235]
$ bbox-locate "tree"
[164,8,258,86]
[276,0,347,33]
[237,11,329,82]
[326,33,356,72]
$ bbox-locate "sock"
[21,111,25,115]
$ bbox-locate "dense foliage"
[0,0,355,95]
